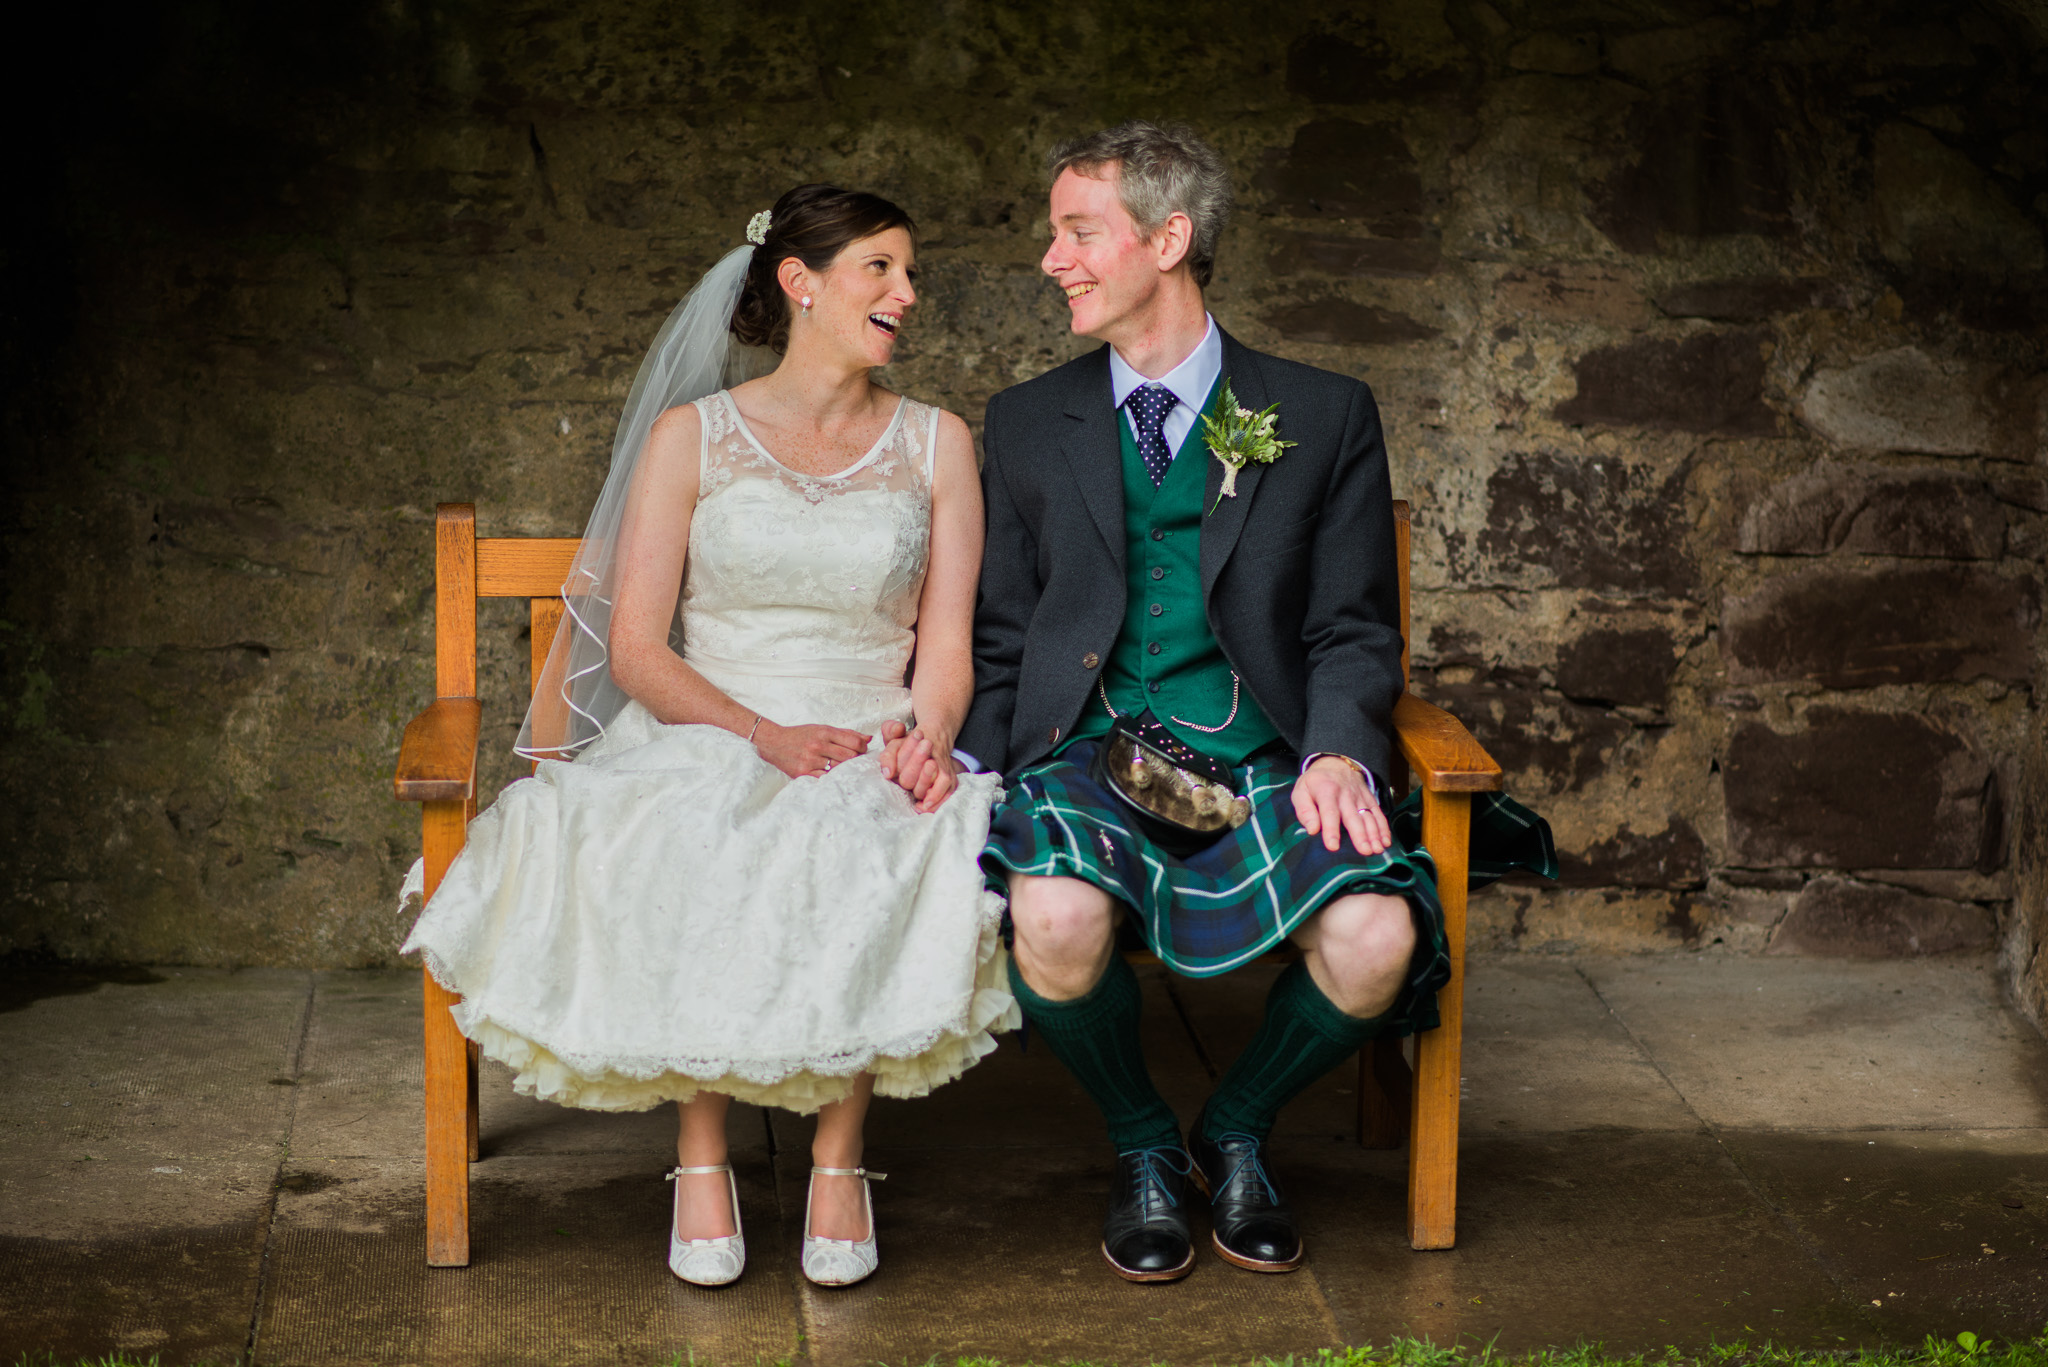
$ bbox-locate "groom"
[959,121,1447,1282]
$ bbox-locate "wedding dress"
[403,390,1017,1113]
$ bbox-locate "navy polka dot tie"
[1127,384,1180,487]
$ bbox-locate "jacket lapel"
[1058,346,1127,577]
[1200,330,1271,593]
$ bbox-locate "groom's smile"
[1042,164,1198,369]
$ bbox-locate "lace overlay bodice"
[682,390,936,689]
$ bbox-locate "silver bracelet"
[746,715,763,745]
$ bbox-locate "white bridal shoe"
[667,1164,745,1286]
[801,1165,886,1286]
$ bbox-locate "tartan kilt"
[981,740,1558,1039]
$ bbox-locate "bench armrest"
[1393,692,1502,794]
[395,698,482,803]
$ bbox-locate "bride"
[402,184,1015,1289]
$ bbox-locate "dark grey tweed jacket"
[958,328,1404,783]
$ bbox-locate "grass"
[14,1333,2047,1367]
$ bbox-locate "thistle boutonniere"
[1201,379,1296,514]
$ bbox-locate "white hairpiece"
[745,210,772,245]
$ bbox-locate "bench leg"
[1408,789,1471,1250]
[1356,1035,1412,1149]
[421,798,472,1267]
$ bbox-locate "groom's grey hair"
[1048,121,1232,289]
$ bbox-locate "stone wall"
[2,2,2043,1006]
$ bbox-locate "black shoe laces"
[1210,1132,1281,1206]
[1125,1145,1193,1216]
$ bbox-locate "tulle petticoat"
[402,696,1019,1115]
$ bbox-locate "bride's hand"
[908,730,958,814]
[753,719,871,779]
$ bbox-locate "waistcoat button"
[1147,642,1162,655]
[1151,566,1165,580]
[1147,682,1160,694]
[1149,603,1163,616]
[1151,528,1165,541]
[1082,652,1099,669]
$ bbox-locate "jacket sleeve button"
[1082,652,1100,669]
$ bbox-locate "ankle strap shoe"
[666,1164,745,1286]
[802,1165,886,1287]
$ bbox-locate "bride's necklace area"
[732,392,898,478]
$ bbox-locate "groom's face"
[1043,166,1160,343]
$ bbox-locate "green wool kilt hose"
[980,740,1559,1039]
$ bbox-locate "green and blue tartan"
[981,740,1558,1038]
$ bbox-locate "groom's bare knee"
[1293,892,1415,1017]
[1007,874,1118,1001]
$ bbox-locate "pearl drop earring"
[800,295,813,316]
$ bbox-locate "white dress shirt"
[1108,314,1221,457]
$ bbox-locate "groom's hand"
[1293,756,1391,857]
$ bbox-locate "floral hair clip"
[745,211,772,245]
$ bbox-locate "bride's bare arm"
[893,409,985,811]
[608,405,870,774]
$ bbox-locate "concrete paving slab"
[255,1155,800,1367]
[1172,956,1699,1142]
[0,967,311,1165]
[1721,1128,2048,1341]
[0,1153,273,1364]
[0,1208,265,1364]
[1581,955,2048,1131]
[775,1145,1344,1367]
[1292,1131,1873,1351]
[295,969,768,1163]
[771,961,1213,1154]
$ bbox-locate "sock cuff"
[1273,958,1387,1048]
[1007,950,1141,1034]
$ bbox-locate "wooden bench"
[395,499,1503,1266]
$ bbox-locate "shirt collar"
[1109,315,1221,415]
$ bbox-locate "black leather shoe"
[1100,1145,1196,1282]
[1188,1125,1304,1272]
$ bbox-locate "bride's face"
[793,227,918,369]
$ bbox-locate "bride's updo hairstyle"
[730,184,917,354]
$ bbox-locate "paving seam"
[1160,974,1222,1081]
[1570,960,1879,1329]
[242,970,318,1366]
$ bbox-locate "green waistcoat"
[1067,380,1284,765]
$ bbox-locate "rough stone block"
[1737,465,2006,558]
[1284,33,1466,101]
[1258,298,1437,346]
[1874,122,2046,273]
[1796,346,2045,460]
[1267,231,1439,279]
[1767,876,1995,957]
[1591,76,1798,252]
[1420,678,1631,795]
[1724,708,1997,869]
[1458,449,1694,594]
[1721,563,2038,688]
[1655,276,1850,321]
[1562,819,1708,889]
[1256,119,1424,236]
[1554,626,1679,708]
[1496,266,1650,329]
[1553,330,1777,436]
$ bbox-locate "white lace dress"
[402,391,1017,1114]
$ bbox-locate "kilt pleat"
[981,740,1557,1038]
